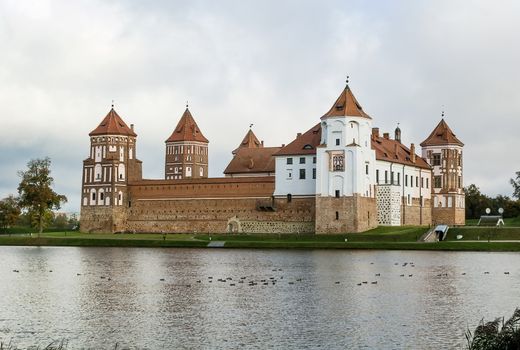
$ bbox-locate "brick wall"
[401,198,432,226]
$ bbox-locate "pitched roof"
[372,135,431,169]
[420,119,464,147]
[321,84,371,119]
[89,108,137,137]
[165,108,209,143]
[232,129,262,154]
[275,123,322,156]
[224,147,281,175]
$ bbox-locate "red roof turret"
[89,108,137,137]
[420,119,463,147]
[165,108,208,143]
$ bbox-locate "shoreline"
[1,234,520,251]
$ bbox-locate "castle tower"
[421,118,465,225]
[165,107,209,180]
[315,82,378,233]
[80,107,142,233]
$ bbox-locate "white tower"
[315,81,377,233]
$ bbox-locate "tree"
[464,184,491,219]
[0,195,21,233]
[511,171,520,200]
[17,157,67,236]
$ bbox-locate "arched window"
[118,164,125,180]
[94,164,102,181]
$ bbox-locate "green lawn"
[2,225,520,251]
[465,217,520,227]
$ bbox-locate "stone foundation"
[315,195,377,234]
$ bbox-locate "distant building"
[80,81,464,234]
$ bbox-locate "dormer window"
[303,144,313,150]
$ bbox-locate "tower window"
[335,190,340,198]
[432,153,441,166]
[335,139,340,146]
[434,176,441,188]
[332,155,344,171]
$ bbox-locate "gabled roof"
[275,123,321,156]
[89,108,137,137]
[321,84,371,119]
[420,119,464,147]
[224,147,281,175]
[232,129,262,154]
[166,108,209,143]
[372,135,431,169]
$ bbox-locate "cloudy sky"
[1,0,519,213]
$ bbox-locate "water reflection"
[0,247,519,349]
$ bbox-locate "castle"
[80,82,465,234]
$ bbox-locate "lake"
[0,247,518,349]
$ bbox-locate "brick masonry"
[315,195,378,234]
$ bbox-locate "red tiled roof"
[232,129,262,154]
[224,147,281,175]
[165,108,209,143]
[89,108,137,137]
[275,123,429,169]
[420,119,464,147]
[275,123,321,156]
[321,85,371,119]
[372,136,431,169]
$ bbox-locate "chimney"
[297,132,302,138]
[261,140,264,146]
[394,143,399,159]
[410,143,416,163]
[282,144,285,147]
[372,127,380,138]
[383,132,390,140]
[130,124,134,131]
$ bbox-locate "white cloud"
[0,0,519,212]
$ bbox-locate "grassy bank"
[2,226,520,251]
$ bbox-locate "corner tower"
[80,107,142,233]
[421,118,465,225]
[315,82,378,233]
[165,106,209,180]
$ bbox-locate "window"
[376,170,379,184]
[287,194,292,203]
[426,178,429,189]
[313,157,316,164]
[391,172,394,185]
[299,157,306,164]
[335,139,340,146]
[288,171,292,179]
[433,153,441,166]
[335,211,339,220]
[385,171,388,184]
[92,192,96,201]
[287,158,293,165]
[365,164,369,175]
[405,175,408,187]
[335,190,340,198]
[312,168,316,179]
[299,169,306,180]
[458,176,462,188]
[434,176,442,188]
[397,173,400,186]
[421,177,424,188]
[100,192,104,201]
[332,155,344,171]
[416,176,419,187]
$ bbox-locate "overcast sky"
[1,0,519,213]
